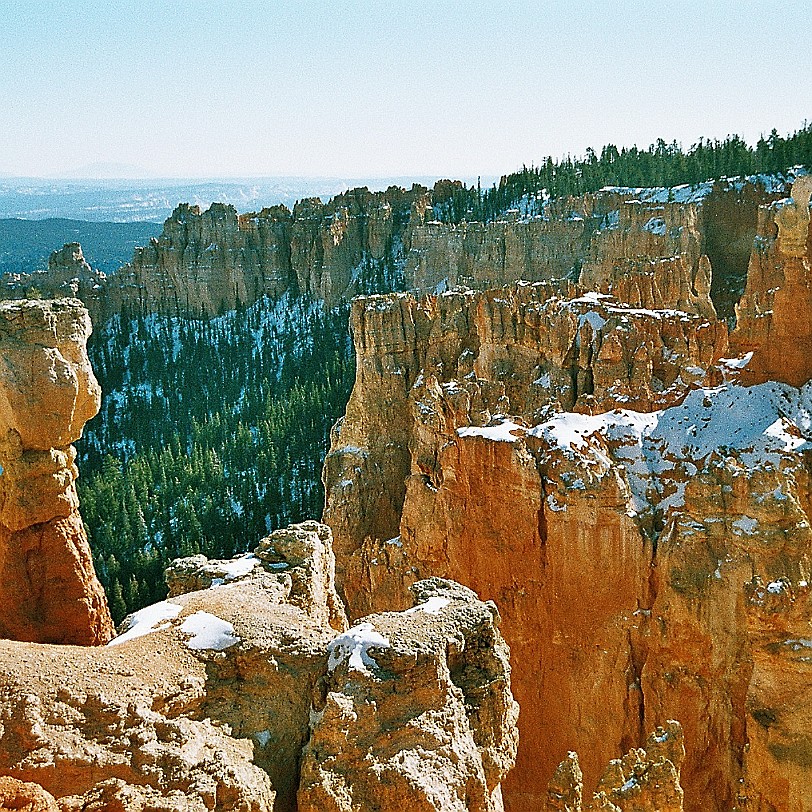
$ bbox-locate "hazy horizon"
[2,1,811,179]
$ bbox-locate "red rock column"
[0,298,114,645]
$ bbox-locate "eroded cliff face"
[731,175,812,387]
[0,299,113,645]
[323,179,812,811]
[100,186,421,318]
[2,176,788,326]
[0,522,518,812]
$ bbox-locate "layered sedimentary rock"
[100,185,422,318]
[323,257,812,810]
[547,721,685,812]
[3,175,789,326]
[0,522,518,812]
[0,299,113,645]
[731,176,812,386]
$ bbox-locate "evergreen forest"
[434,122,812,223]
[76,296,356,622]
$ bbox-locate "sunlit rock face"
[324,241,812,812]
[547,720,685,812]
[0,298,113,645]
[731,176,812,387]
[0,523,518,812]
[4,176,788,331]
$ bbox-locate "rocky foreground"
[323,176,812,810]
[0,516,521,811]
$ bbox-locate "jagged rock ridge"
[323,178,812,811]
[1,175,796,325]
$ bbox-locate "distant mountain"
[0,176,493,222]
[59,162,156,180]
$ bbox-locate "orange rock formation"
[0,299,113,645]
[732,176,812,386]
[323,178,812,811]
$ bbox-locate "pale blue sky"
[1,0,809,178]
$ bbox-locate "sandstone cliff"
[1,175,789,326]
[0,299,113,645]
[323,180,812,811]
[100,185,421,317]
[731,175,812,387]
[0,522,518,812]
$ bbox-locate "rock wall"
[98,186,422,318]
[731,176,812,387]
[323,262,812,810]
[2,176,788,325]
[0,522,518,812]
[0,299,113,645]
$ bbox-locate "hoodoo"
[0,298,113,645]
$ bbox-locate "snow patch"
[107,601,182,646]
[327,622,391,675]
[180,611,240,650]
[217,554,259,581]
[254,730,271,747]
[404,597,451,615]
[733,516,759,536]
[457,419,525,443]
[644,217,667,236]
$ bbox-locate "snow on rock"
[180,611,241,651]
[108,601,182,646]
[720,351,754,371]
[217,553,259,581]
[452,381,812,520]
[327,622,391,675]
[643,216,667,236]
[404,596,451,615]
[457,419,526,443]
[733,516,760,536]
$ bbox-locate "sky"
[1,0,810,179]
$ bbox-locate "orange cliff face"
[732,175,812,387]
[323,217,812,812]
[1,176,785,330]
[0,298,114,645]
[99,186,425,318]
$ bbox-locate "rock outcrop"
[547,721,685,811]
[731,175,812,387]
[0,299,113,645]
[0,777,59,812]
[2,175,789,325]
[298,578,518,812]
[323,263,812,810]
[0,522,518,812]
[0,245,107,313]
